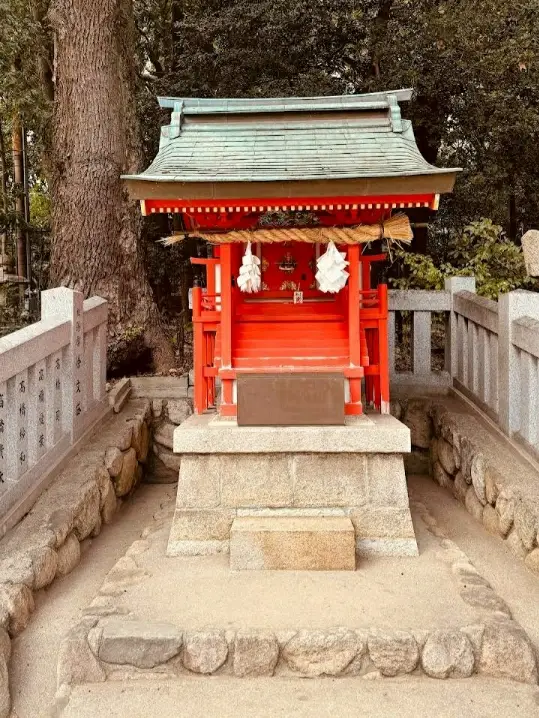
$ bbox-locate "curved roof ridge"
[157,90,414,115]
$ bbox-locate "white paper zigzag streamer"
[315,241,349,293]
[236,241,261,293]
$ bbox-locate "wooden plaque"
[237,373,345,426]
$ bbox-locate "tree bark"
[48,0,175,374]
[371,0,394,78]
[0,118,8,264]
[12,114,27,280]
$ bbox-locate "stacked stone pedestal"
[167,414,417,564]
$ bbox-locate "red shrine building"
[124,91,458,425]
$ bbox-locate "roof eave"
[123,171,460,201]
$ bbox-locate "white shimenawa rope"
[315,241,349,293]
[236,241,262,293]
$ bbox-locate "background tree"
[47,0,174,373]
[133,0,539,240]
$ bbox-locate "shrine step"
[229,516,356,571]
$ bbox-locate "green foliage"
[29,183,51,229]
[0,0,52,137]
[391,219,538,299]
[390,252,447,292]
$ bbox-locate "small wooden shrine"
[125,91,458,425]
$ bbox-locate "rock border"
[399,399,539,577]
[0,398,153,718]
[60,614,537,686]
[146,398,193,483]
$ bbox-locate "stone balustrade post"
[444,277,476,380]
[498,290,539,436]
[41,287,85,442]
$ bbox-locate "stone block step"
[229,516,356,571]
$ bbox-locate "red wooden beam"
[142,194,436,214]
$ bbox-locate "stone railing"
[0,287,109,533]
[500,291,539,453]
[388,279,473,389]
[450,281,499,417]
[390,278,539,456]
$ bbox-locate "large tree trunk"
[48,0,175,374]
[0,118,8,267]
[12,114,27,281]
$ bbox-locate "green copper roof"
[124,91,460,185]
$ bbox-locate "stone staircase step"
[230,516,356,571]
[58,677,539,718]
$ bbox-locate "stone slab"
[173,414,411,455]
[107,378,132,413]
[293,454,367,507]
[59,677,539,718]
[229,516,356,571]
[220,455,293,508]
[130,376,188,399]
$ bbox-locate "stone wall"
[147,398,193,482]
[396,398,539,578]
[0,399,152,717]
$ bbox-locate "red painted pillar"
[219,243,235,415]
[192,286,207,414]
[347,244,363,415]
[378,283,390,413]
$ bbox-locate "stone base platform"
[167,414,418,560]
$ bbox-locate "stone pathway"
[7,476,539,717]
[409,475,539,649]
[9,484,175,718]
[79,507,479,631]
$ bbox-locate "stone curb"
[146,398,193,484]
[107,378,132,414]
[59,615,537,685]
[403,400,539,578]
[0,398,153,718]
